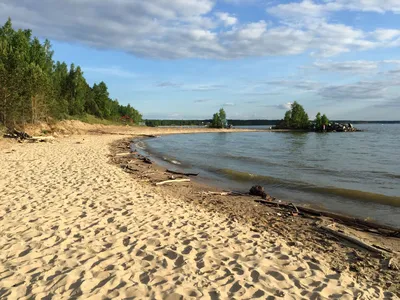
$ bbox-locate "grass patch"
[0,124,6,137]
[67,114,133,126]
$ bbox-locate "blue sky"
[1,0,400,120]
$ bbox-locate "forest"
[0,18,142,127]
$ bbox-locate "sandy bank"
[0,133,398,299]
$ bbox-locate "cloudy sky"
[1,0,400,120]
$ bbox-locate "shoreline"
[134,134,400,229]
[115,136,400,232]
[1,126,399,298]
[110,136,400,296]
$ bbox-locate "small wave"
[135,141,146,150]
[220,168,400,207]
[220,169,287,185]
[163,157,181,165]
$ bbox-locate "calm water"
[139,124,400,227]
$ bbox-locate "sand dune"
[0,135,395,299]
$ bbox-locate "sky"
[1,0,400,120]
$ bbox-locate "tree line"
[0,18,142,127]
[278,101,329,131]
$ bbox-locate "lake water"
[139,124,400,227]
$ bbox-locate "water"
[140,124,400,227]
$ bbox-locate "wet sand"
[0,128,399,299]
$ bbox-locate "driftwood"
[4,129,31,140]
[156,179,190,186]
[200,191,232,196]
[320,224,384,254]
[28,136,55,143]
[142,157,153,164]
[167,169,199,176]
[115,152,132,157]
[255,199,399,237]
[141,134,160,138]
[121,164,139,173]
[388,257,399,271]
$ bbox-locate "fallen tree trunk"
[4,129,31,140]
[28,136,55,143]
[120,164,139,173]
[167,169,199,176]
[115,152,132,157]
[142,157,153,164]
[156,179,190,186]
[254,199,400,237]
[320,224,384,254]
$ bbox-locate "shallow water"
[141,124,400,227]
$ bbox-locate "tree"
[315,112,322,130]
[314,112,329,131]
[0,18,142,127]
[210,108,227,128]
[282,101,309,129]
[219,108,226,127]
[321,114,329,127]
[211,113,220,128]
[284,111,291,128]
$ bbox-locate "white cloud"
[1,0,400,60]
[313,60,379,73]
[185,84,226,91]
[371,29,400,42]
[267,0,337,21]
[319,79,400,100]
[279,102,293,110]
[223,102,235,106]
[156,81,182,88]
[268,0,400,19]
[215,12,237,27]
[266,80,322,91]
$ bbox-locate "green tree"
[282,101,309,129]
[0,18,142,127]
[321,114,329,128]
[315,112,322,130]
[211,113,220,128]
[219,108,226,128]
[284,110,291,128]
[314,112,329,131]
[210,108,227,128]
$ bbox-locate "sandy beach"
[0,129,399,299]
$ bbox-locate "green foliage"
[315,112,322,130]
[210,108,227,128]
[282,101,310,129]
[314,112,330,131]
[321,114,329,126]
[0,18,142,127]
[145,119,203,127]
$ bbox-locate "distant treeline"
[145,119,400,127]
[145,119,281,127]
[0,18,142,127]
[333,121,400,124]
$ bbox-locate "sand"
[0,134,397,299]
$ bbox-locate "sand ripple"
[0,135,395,299]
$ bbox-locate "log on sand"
[166,169,199,176]
[255,199,400,237]
[156,179,190,186]
[320,224,385,255]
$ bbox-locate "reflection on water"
[143,124,400,227]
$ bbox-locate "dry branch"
[320,224,384,254]
[115,152,132,157]
[156,179,190,186]
[167,169,199,176]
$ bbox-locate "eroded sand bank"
[0,135,397,299]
